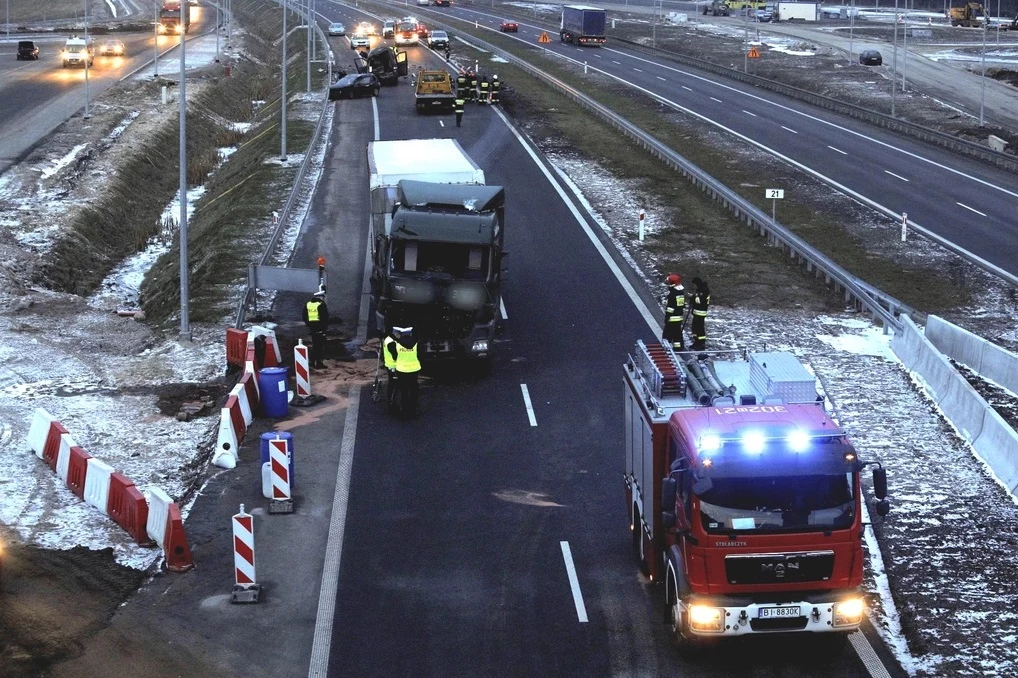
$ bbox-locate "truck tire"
[372,87,380,97]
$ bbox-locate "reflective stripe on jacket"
[691,293,710,317]
[665,285,687,322]
[454,98,465,112]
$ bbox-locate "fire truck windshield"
[697,473,854,533]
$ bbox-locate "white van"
[62,36,95,68]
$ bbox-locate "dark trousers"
[455,111,463,126]
[663,319,685,351]
[691,315,707,351]
[309,328,327,366]
[390,371,419,417]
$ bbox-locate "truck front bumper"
[683,591,864,636]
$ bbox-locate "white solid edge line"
[560,541,589,623]
[828,145,848,155]
[492,106,660,334]
[849,631,893,678]
[884,170,910,182]
[957,202,988,217]
[781,125,798,133]
[500,297,508,320]
[307,386,361,678]
[520,383,538,427]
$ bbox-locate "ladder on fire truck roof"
[632,340,686,401]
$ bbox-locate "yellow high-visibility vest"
[382,336,397,369]
[306,300,322,322]
[395,342,421,373]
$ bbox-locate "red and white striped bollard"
[294,338,311,399]
[231,504,260,603]
[268,436,294,514]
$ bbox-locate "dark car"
[434,0,450,5]
[329,73,381,100]
[859,49,882,66]
[17,40,40,60]
[500,21,519,32]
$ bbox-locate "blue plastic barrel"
[260,431,295,491]
[258,367,289,418]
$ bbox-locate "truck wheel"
[372,87,380,97]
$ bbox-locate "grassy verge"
[140,0,323,324]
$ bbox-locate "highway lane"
[402,3,1018,278]
[303,6,891,674]
[0,5,216,173]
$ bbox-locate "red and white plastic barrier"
[240,371,259,410]
[247,326,282,368]
[213,407,239,469]
[26,407,193,570]
[147,487,193,572]
[294,339,311,398]
[230,383,254,428]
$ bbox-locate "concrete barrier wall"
[892,316,1018,494]
[926,315,1018,396]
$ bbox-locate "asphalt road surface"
[399,1,1018,281]
[0,4,216,174]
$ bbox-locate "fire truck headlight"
[688,605,724,632]
[700,434,721,453]
[741,430,766,454]
[833,598,864,627]
[787,429,810,453]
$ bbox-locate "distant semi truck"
[560,5,607,46]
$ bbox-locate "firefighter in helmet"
[662,273,688,351]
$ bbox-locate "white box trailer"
[776,1,819,21]
[368,138,485,219]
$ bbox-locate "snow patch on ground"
[39,143,89,180]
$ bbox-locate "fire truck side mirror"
[661,477,677,512]
[875,499,891,517]
[872,467,888,500]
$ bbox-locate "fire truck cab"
[623,341,889,647]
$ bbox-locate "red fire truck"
[623,341,889,647]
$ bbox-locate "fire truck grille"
[724,551,835,585]
[749,616,809,632]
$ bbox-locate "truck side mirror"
[661,477,677,512]
[661,511,675,529]
[875,499,891,517]
[872,467,887,500]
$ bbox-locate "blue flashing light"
[699,434,722,454]
[741,430,766,455]
[787,429,811,453]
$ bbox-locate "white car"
[351,35,371,50]
[416,0,429,5]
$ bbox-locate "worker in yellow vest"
[385,326,421,417]
[381,329,399,403]
[302,285,329,368]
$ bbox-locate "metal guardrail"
[233,2,331,329]
[429,23,907,330]
[613,37,1018,175]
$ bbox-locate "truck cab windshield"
[697,473,854,533]
[390,241,491,281]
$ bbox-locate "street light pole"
[281,0,288,161]
[891,0,898,116]
[305,0,310,93]
[849,0,855,64]
[216,0,220,61]
[179,26,190,340]
[901,0,908,91]
[6,0,10,40]
[979,20,988,126]
[84,0,91,118]
[154,0,159,77]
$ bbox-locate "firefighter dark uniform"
[662,273,688,351]
[302,287,329,368]
[456,72,467,96]
[454,97,465,127]
[490,75,501,104]
[386,326,421,417]
[478,77,490,104]
[467,71,477,101]
[690,277,711,352]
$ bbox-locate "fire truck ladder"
[633,340,686,401]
